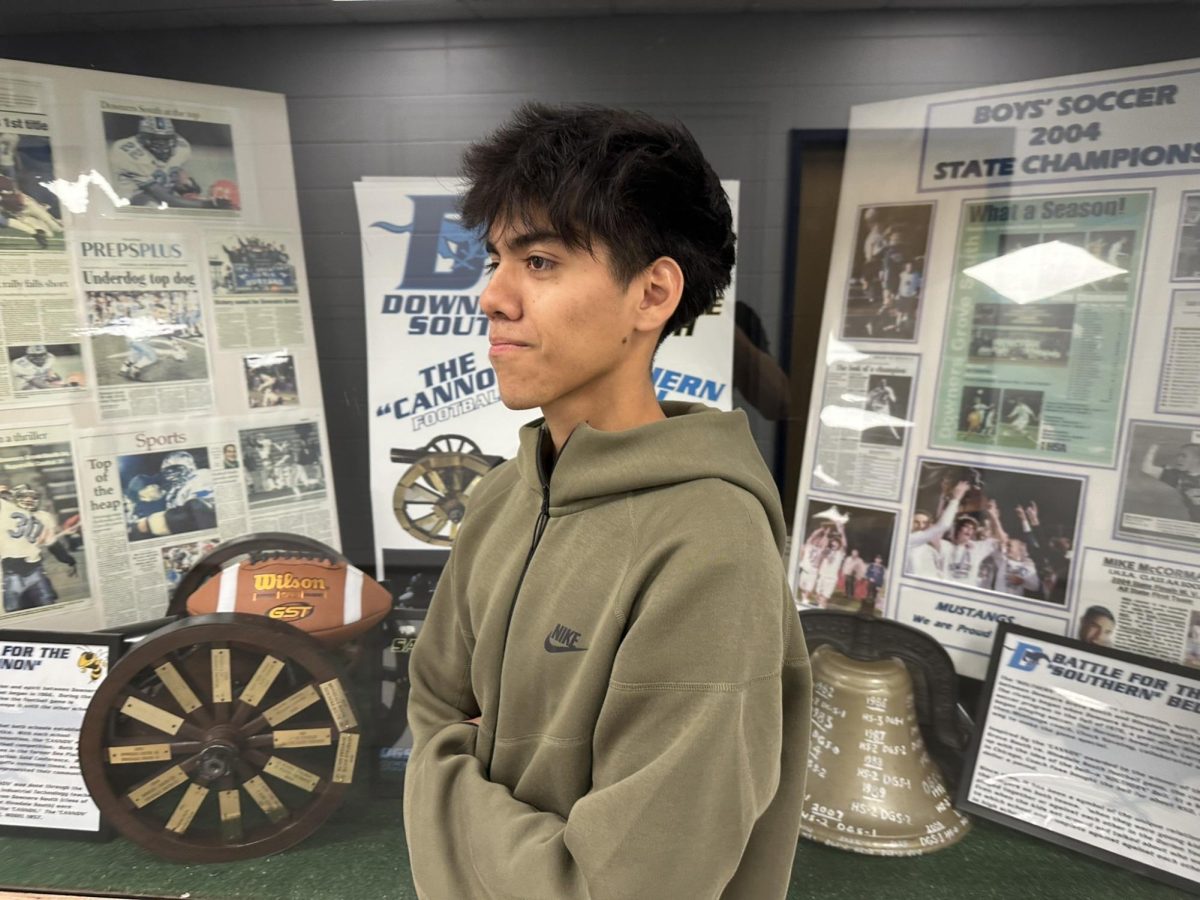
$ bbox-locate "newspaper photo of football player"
[103,110,240,213]
[86,290,209,386]
[841,203,931,341]
[240,422,326,508]
[6,343,85,393]
[161,538,218,600]
[0,131,64,252]
[793,500,896,614]
[0,442,87,616]
[208,232,297,296]
[119,447,217,543]
[906,461,1083,605]
[244,352,298,408]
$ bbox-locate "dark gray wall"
[2,7,1196,566]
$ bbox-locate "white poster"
[0,57,334,632]
[791,57,1200,679]
[356,177,737,574]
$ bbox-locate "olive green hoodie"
[403,402,811,899]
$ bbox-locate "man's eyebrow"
[485,229,564,255]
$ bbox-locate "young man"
[403,104,811,899]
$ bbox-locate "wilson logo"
[267,602,314,622]
[253,573,327,592]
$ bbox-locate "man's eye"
[527,255,554,272]
[484,259,498,274]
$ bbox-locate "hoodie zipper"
[486,452,551,780]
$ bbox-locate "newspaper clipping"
[1117,421,1200,550]
[793,499,896,615]
[931,191,1151,466]
[1078,548,1200,667]
[77,413,333,626]
[811,353,918,501]
[79,234,214,420]
[99,96,240,215]
[0,76,80,409]
[0,423,89,625]
[1157,290,1200,415]
[840,203,932,341]
[206,229,307,352]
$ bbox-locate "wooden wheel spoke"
[152,658,214,728]
[248,724,335,751]
[414,508,450,536]
[119,693,205,740]
[165,782,210,835]
[123,763,190,810]
[404,483,443,504]
[105,738,203,764]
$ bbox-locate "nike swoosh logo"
[544,636,587,653]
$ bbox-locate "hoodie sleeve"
[403,490,801,900]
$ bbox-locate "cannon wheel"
[79,614,362,862]
[424,434,481,456]
[393,449,494,546]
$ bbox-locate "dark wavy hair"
[459,103,735,344]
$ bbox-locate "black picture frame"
[957,622,1200,893]
[0,629,124,842]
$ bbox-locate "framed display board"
[0,629,123,840]
[0,58,338,637]
[958,622,1200,892]
[789,56,1200,681]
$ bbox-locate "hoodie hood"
[515,401,786,550]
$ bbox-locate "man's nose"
[481,263,519,320]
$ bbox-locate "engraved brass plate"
[333,733,360,784]
[155,662,202,714]
[319,678,357,732]
[241,655,284,707]
[107,743,172,764]
[263,756,320,792]
[274,728,333,749]
[165,783,209,834]
[128,765,189,808]
[121,696,184,736]
[211,648,232,704]
[263,684,320,726]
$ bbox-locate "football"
[184,555,391,645]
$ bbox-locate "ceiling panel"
[0,0,1192,34]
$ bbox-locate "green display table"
[0,792,1189,899]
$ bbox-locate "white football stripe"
[343,566,363,625]
[217,563,241,613]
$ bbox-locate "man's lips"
[488,337,528,354]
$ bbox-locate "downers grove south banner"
[791,57,1200,679]
[356,178,738,572]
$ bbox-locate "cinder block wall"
[2,7,1194,565]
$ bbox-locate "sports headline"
[0,643,70,672]
[375,350,500,431]
[920,72,1200,189]
[1011,640,1200,711]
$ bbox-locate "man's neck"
[542,382,665,453]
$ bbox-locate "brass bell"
[799,611,972,855]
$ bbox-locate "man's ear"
[633,256,684,336]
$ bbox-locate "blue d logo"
[1007,641,1046,671]
[371,195,486,290]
